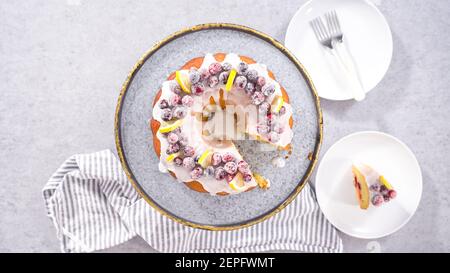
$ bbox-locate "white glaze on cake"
[152,53,293,195]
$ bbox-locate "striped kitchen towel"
[42,150,342,253]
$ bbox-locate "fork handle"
[333,41,366,101]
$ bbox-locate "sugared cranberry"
[178,139,188,147]
[208,62,222,75]
[224,162,238,174]
[383,195,391,202]
[182,157,195,169]
[221,62,232,71]
[205,166,215,177]
[256,76,266,87]
[214,167,227,180]
[183,146,195,157]
[218,71,229,84]
[265,113,275,126]
[264,113,277,128]
[208,75,219,88]
[388,189,397,199]
[167,132,179,144]
[189,69,201,85]
[245,82,255,94]
[237,160,249,173]
[262,83,276,96]
[190,166,203,179]
[161,109,172,121]
[267,131,280,143]
[246,69,258,82]
[370,184,381,192]
[166,143,180,154]
[181,95,194,107]
[174,157,183,166]
[199,68,210,81]
[379,185,388,195]
[372,194,384,206]
[170,94,181,105]
[243,173,252,182]
[251,91,265,105]
[159,99,169,109]
[222,152,235,163]
[172,106,187,119]
[178,132,185,140]
[278,106,286,116]
[169,81,182,94]
[258,102,270,114]
[234,75,247,89]
[211,152,222,166]
[191,83,205,95]
[238,62,248,74]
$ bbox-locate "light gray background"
[0,0,449,252]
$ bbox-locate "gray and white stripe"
[43,150,342,253]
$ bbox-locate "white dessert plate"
[285,0,393,100]
[315,131,422,238]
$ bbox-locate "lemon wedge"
[229,173,246,192]
[197,149,212,168]
[175,70,191,94]
[379,176,393,190]
[225,69,237,92]
[271,96,284,113]
[158,119,184,134]
[166,152,180,162]
[254,173,270,189]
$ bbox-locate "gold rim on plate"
[114,23,323,231]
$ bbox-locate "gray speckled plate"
[115,24,322,230]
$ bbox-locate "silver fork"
[326,11,365,100]
[310,11,365,101]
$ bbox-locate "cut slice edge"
[351,165,370,210]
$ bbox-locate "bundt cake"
[150,53,294,195]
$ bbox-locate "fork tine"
[333,11,342,31]
[325,11,335,36]
[316,17,329,41]
[310,18,324,41]
[331,10,341,34]
[310,19,320,40]
[324,12,331,34]
[310,15,333,48]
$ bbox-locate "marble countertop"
[1,0,449,252]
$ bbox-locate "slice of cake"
[351,163,397,209]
